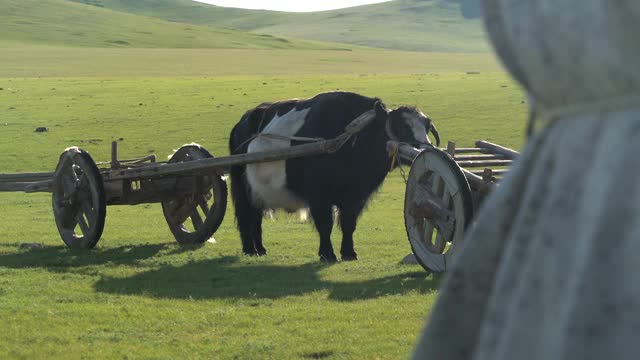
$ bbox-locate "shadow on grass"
[0,243,439,301]
[93,255,440,302]
[0,242,195,269]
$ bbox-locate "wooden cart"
[1,109,518,273]
[0,111,374,249]
[387,140,520,273]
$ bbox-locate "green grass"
[0,0,352,49]
[0,47,502,77]
[0,48,526,358]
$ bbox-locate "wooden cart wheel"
[52,147,106,249]
[404,147,473,273]
[161,144,227,245]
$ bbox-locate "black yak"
[229,91,439,262]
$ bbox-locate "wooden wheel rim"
[52,147,106,249]
[161,145,227,245]
[404,148,473,273]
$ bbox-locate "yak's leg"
[235,200,265,255]
[338,201,365,261]
[309,200,337,263]
[230,167,265,256]
[252,212,266,256]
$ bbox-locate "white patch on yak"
[245,107,310,211]
[403,112,429,144]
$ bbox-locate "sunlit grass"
[0,48,525,359]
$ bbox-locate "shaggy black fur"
[229,91,435,262]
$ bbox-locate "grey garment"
[411,0,640,359]
[483,0,640,108]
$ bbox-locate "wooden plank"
[440,147,490,154]
[344,110,376,134]
[119,155,156,165]
[446,141,456,157]
[105,176,214,205]
[482,168,494,182]
[475,140,520,160]
[0,172,55,183]
[460,168,489,191]
[387,141,495,192]
[111,141,120,169]
[103,136,346,182]
[0,182,32,192]
[456,159,512,168]
[454,154,504,161]
[471,169,508,176]
[0,180,53,193]
[387,140,420,162]
[24,180,54,193]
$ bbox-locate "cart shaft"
[103,137,346,182]
[0,172,54,183]
[0,171,54,193]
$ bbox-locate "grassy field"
[0,48,525,359]
[0,48,502,78]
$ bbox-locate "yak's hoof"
[341,254,358,261]
[319,253,338,263]
[257,248,267,256]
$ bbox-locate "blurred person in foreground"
[412,0,640,359]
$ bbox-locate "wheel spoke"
[198,196,210,215]
[190,208,203,230]
[423,219,436,250]
[71,164,81,182]
[76,172,87,189]
[164,204,182,226]
[432,183,449,253]
[412,172,438,252]
[432,174,444,197]
[82,202,96,226]
[177,203,194,224]
[432,232,446,253]
[54,199,76,229]
[76,212,90,235]
[164,201,178,218]
[61,171,76,198]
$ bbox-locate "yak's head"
[375,101,440,149]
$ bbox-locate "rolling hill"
[0,0,353,49]
[67,0,489,52]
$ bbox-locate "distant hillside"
[0,0,352,49]
[66,0,489,52]
[68,0,293,29]
[250,0,488,52]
